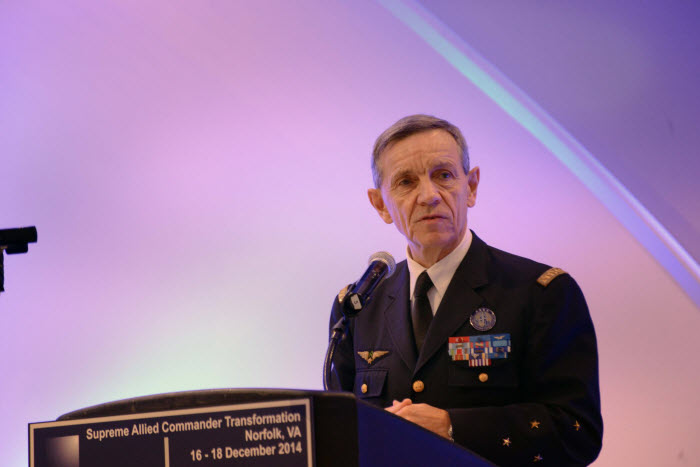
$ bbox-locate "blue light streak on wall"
[379,0,700,308]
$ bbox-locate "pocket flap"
[448,361,518,388]
[354,369,388,398]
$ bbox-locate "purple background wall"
[424,0,700,265]
[2,1,698,465]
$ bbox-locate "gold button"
[361,383,368,394]
[412,380,425,393]
[478,373,489,383]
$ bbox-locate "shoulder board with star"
[537,267,567,287]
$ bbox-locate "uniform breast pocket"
[448,360,518,389]
[354,369,388,399]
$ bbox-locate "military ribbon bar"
[448,333,511,366]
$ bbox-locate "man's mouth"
[418,215,447,222]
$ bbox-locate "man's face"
[368,129,479,266]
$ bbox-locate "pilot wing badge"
[358,350,390,365]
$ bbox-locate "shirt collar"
[407,229,473,300]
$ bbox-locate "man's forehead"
[386,155,460,177]
[382,134,462,174]
[376,128,462,186]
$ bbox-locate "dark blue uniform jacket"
[329,232,603,466]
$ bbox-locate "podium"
[29,389,494,466]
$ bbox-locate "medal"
[469,307,496,331]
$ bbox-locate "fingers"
[393,404,452,438]
[385,398,412,413]
[395,404,416,418]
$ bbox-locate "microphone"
[0,226,37,254]
[342,251,396,317]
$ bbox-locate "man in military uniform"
[328,115,603,465]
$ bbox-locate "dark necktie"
[412,271,434,353]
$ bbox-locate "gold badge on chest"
[470,307,496,331]
[357,350,389,365]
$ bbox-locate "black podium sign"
[29,389,494,467]
[30,399,314,467]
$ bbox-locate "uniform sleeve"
[447,274,603,466]
[327,297,356,392]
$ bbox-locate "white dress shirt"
[406,229,473,315]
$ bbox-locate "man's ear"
[367,188,393,224]
[466,166,480,207]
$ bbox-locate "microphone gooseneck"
[324,251,395,390]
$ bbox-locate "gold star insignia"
[530,420,541,429]
[357,350,389,365]
[533,454,543,462]
[573,420,581,431]
[502,438,511,447]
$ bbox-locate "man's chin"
[410,233,458,252]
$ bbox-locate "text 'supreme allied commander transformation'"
[328,115,603,466]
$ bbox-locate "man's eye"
[437,171,453,180]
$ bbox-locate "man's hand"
[385,399,452,439]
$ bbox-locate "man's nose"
[416,179,440,205]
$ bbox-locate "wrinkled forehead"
[385,155,462,181]
[379,130,462,174]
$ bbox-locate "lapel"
[381,262,418,371]
[413,231,491,374]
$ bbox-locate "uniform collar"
[407,229,473,301]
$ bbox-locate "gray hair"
[371,114,469,188]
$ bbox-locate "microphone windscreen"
[368,251,396,278]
